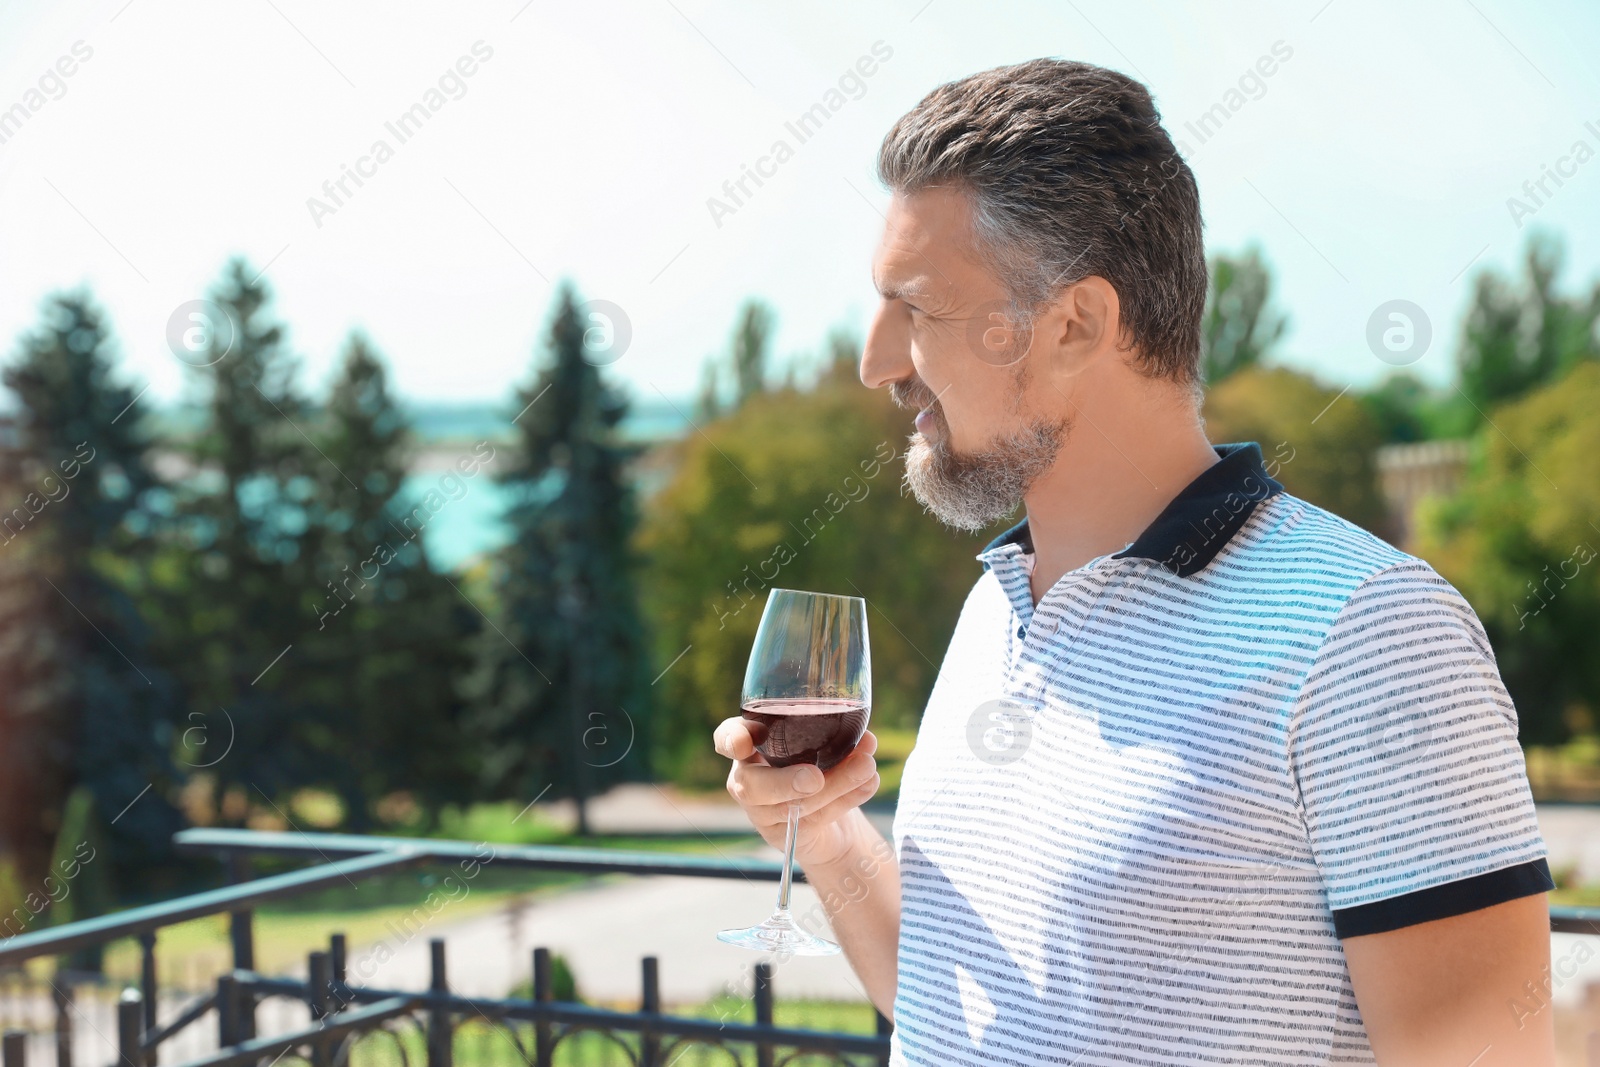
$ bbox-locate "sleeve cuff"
[1331,858,1554,939]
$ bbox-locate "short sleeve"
[1288,559,1552,938]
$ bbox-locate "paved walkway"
[335,836,890,1007]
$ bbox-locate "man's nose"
[860,301,913,390]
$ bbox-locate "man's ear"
[1044,275,1122,380]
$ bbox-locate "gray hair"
[877,58,1207,400]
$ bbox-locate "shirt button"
[1017,625,1027,639]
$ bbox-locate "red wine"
[741,699,869,771]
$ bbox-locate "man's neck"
[1022,405,1219,605]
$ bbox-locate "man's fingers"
[801,774,881,828]
[735,746,877,819]
[713,716,757,760]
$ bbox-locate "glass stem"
[775,801,800,913]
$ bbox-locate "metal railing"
[9,827,1596,1067]
[0,828,894,1067]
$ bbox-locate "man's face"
[861,185,1071,531]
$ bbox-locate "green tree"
[695,300,777,420]
[1202,365,1389,536]
[731,300,775,407]
[153,259,327,816]
[297,333,480,828]
[0,291,183,896]
[1201,247,1287,386]
[1449,230,1600,434]
[639,347,993,788]
[1359,371,1443,444]
[1415,361,1600,746]
[465,285,650,833]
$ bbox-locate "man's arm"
[1342,893,1554,1066]
[799,807,901,1018]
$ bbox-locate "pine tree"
[155,259,326,815]
[0,290,182,898]
[298,333,479,828]
[466,285,650,834]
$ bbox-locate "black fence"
[10,828,1600,1067]
[0,829,894,1067]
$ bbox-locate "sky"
[1,0,1597,411]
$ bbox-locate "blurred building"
[1375,440,1471,552]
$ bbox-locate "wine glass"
[716,588,872,957]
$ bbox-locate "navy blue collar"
[979,441,1283,578]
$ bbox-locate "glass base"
[717,909,840,957]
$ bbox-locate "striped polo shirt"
[888,440,1552,1066]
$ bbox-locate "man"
[714,58,1554,1065]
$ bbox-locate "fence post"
[639,956,660,1067]
[308,951,331,1067]
[116,990,142,1067]
[308,952,331,1022]
[3,1029,26,1067]
[51,982,73,1067]
[137,930,157,1064]
[532,947,552,1067]
[216,975,239,1049]
[329,933,348,1009]
[227,852,256,1042]
[875,1007,893,1067]
[427,939,452,1067]
[753,962,773,1067]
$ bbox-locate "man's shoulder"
[1252,492,1498,677]
[1239,489,1422,596]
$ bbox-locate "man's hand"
[714,716,880,872]
[1343,893,1554,1066]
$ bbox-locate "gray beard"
[902,414,1070,532]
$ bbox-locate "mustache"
[890,377,939,412]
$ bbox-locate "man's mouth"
[914,406,938,435]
